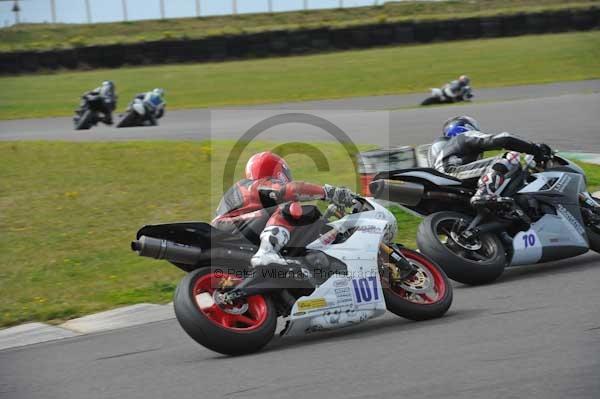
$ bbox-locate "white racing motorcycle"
[421,85,473,106]
[131,195,452,355]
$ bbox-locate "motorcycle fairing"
[283,200,390,336]
[511,171,589,266]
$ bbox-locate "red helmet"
[245,151,292,183]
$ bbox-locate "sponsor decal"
[553,175,572,193]
[297,297,327,311]
[334,287,353,305]
[333,278,349,288]
[293,311,306,316]
[356,225,383,234]
[557,204,586,235]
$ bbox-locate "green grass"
[1,140,599,328]
[1,0,597,52]
[2,31,599,120]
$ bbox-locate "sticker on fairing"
[297,298,327,311]
[511,230,542,266]
[351,277,380,304]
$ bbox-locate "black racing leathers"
[429,131,542,180]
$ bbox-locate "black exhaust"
[131,235,203,265]
[369,179,425,206]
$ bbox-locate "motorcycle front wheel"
[383,248,452,321]
[420,96,441,106]
[174,267,277,356]
[417,211,507,285]
[74,110,94,130]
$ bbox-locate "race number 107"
[352,277,379,303]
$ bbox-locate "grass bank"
[1,0,597,52]
[2,31,599,120]
[1,140,599,327]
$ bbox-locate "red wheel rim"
[192,272,268,331]
[389,250,447,305]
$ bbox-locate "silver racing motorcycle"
[131,195,452,355]
[370,153,600,285]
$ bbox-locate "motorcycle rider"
[76,81,117,125]
[212,151,355,267]
[133,88,166,125]
[429,115,554,206]
[442,75,473,101]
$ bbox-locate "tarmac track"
[0,80,599,152]
[0,253,599,399]
[1,80,599,399]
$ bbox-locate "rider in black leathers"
[429,116,552,205]
[76,81,117,125]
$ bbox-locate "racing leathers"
[212,178,353,267]
[442,80,472,101]
[78,85,117,125]
[135,92,165,126]
[429,131,548,203]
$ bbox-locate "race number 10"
[352,276,379,303]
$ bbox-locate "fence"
[4,0,394,26]
[2,7,598,74]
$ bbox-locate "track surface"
[1,80,599,152]
[1,253,599,399]
[1,81,600,399]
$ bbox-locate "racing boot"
[471,152,520,208]
[250,226,290,268]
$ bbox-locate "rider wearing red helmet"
[212,151,355,267]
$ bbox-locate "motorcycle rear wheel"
[417,211,507,285]
[383,248,452,321]
[116,111,138,128]
[174,267,277,356]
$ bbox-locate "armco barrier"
[1,7,598,74]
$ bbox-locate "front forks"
[379,243,417,282]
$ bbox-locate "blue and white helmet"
[442,115,480,138]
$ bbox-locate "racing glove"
[533,143,553,163]
[323,185,355,208]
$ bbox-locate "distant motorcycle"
[117,95,165,128]
[421,85,473,106]
[73,94,112,130]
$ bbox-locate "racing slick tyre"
[74,110,94,130]
[174,267,277,356]
[420,96,440,106]
[383,248,452,321]
[116,111,138,128]
[417,211,507,285]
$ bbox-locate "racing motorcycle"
[369,153,600,285]
[421,85,473,106]
[73,94,112,130]
[117,96,164,128]
[131,195,452,355]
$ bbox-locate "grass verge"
[2,31,599,120]
[1,0,597,52]
[1,140,599,327]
